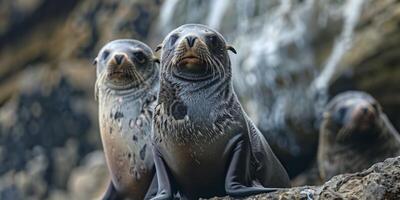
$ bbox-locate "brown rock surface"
[210,156,400,200]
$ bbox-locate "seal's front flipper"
[101,180,119,200]
[225,135,278,197]
[144,173,158,200]
[151,148,173,200]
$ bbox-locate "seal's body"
[94,39,159,199]
[318,91,400,181]
[152,24,290,199]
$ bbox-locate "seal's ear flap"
[226,45,237,54]
[152,56,160,64]
[155,44,162,52]
[92,57,98,66]
[94,80,99,101]
[371,101,382,113]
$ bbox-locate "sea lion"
[94,39,159,199]
[317,91,400,181]
[151,24,290,199]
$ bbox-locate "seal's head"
[156,24,236,82]
[322,91,382,143]
[94,39,158,90]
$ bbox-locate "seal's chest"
[161,132,232,196]
[163,132,231,171]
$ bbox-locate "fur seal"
[94,39,159,199]
[151,24,290,199]
[318,91,400,181]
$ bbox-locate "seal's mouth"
[108,70,125,77]
[172,49,215,81]
[107,63,135,80]
[173,56,213,81]
[353,115,376,132]
[178,54,201,65]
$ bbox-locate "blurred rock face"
[0,0,162,199]
[0,0,399,199]
[0,77,89,174]
[0,70,92,200]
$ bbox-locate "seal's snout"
[351,103,376,131]
[175,35,202,66]
[352,103,375,120]
[185,35,197,48]
[106,52,134,81]
[113,53,127,65]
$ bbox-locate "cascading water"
[154,0,366,176]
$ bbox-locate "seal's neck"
[161,77,232,108]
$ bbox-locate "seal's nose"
[186,36,197,48]
[114,54,125,65]
[352,103,375,123]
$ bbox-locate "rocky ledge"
[211,156,400,200]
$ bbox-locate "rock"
[66,151,108,200]
[210,156,400,200]
[0,146,48,200]
[0,69,93,199]
[291,161,322,187]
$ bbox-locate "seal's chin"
[336,120,378,143]
[105,66,141,89]
[173,57,213,81]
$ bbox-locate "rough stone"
[210,156,400,200]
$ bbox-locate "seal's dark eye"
[102,51,110,60]
[169,34,179,46]
[338,107,347,120]
[207,35,219,46]
[134,51,146,64]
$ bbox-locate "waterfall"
[158,0,180,30]
[206,0,229,29]
[311,0,366,117]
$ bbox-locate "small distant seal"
[151,24,290,199]
[94,39,159,199]
[318,91,400,181]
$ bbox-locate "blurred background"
[0,0,399,199]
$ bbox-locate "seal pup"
[151,24,290,199]
[318,91,400,181]
[94,39,159,199]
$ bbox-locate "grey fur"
[95,39,159,199]
[152,24,290,199]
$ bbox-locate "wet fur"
[152,24,290,199]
